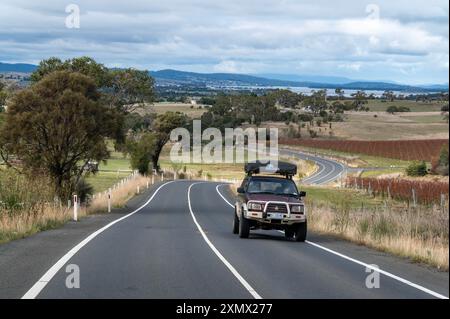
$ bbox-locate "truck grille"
[266,203,288,214]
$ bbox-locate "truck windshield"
[247,179,299,196]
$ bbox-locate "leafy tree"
[107,68,155,112]
[269,89,302,108]
[0,71,121,200]
[127,133,157,175]
[124,113,155,133]
[335,88,344,100]
[350,91,368,111]
[0,81,7,107]
[151,112,189,171]
[298,113,314,122]
[433,144,449,176]
[303,90,327,115]
[30,56,109,87]
[30,57,155,113]
[199,97,216,106]
[382,90,395,102]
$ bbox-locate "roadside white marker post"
[161,172,164,182]
[68,200,71,209]
[108,188,112,213]
[146,180,149,189]
[152,174,155,185]
[137,186,140,194]
[73,195,78,222]
[412,189,417,208]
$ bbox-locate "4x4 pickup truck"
[233,161,307,241]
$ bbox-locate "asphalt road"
[21,181,448,299]
[280,149,346,185]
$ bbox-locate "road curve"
[280,149,346,185]
[24,181,448,299]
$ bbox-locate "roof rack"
[245,161,297,178]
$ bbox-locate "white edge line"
[188,182,262,299]
[22,181,174,299]
[215,184,449,300]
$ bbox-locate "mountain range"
[1,62,447,92]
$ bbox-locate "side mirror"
[299,191,307,198]
[237,187,245,194]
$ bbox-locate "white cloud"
[0,0,448,84]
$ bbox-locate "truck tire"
[239,212,250,238]
[294,221,307,242]
[285,227,294,239]
[233,207,239,234]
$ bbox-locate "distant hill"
[149,69,311,87]
[256,73,355,85]
[0,62,37,73]
[150,69,446,92]
[1,62,447,92]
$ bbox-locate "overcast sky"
[0,0,448,84]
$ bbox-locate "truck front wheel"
[239,212,250,238]
[294,221,307,242]
[285,227,294,239]
[233,207,239,234]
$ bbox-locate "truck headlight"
[291,205,304,214]
[248,203,263,211]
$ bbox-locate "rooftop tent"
[245,161,297,177]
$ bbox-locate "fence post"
[73,195,78,221]
[108,188,112,213]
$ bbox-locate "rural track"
[280,149,346,185]
[20,181,449,299]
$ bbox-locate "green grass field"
[85,146,133,193]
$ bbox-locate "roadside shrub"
[74,178,94,204]
[406,161,428,177]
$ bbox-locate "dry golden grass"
[0,172,154,244]
[88,174,152,214]
[307,199,449,270]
